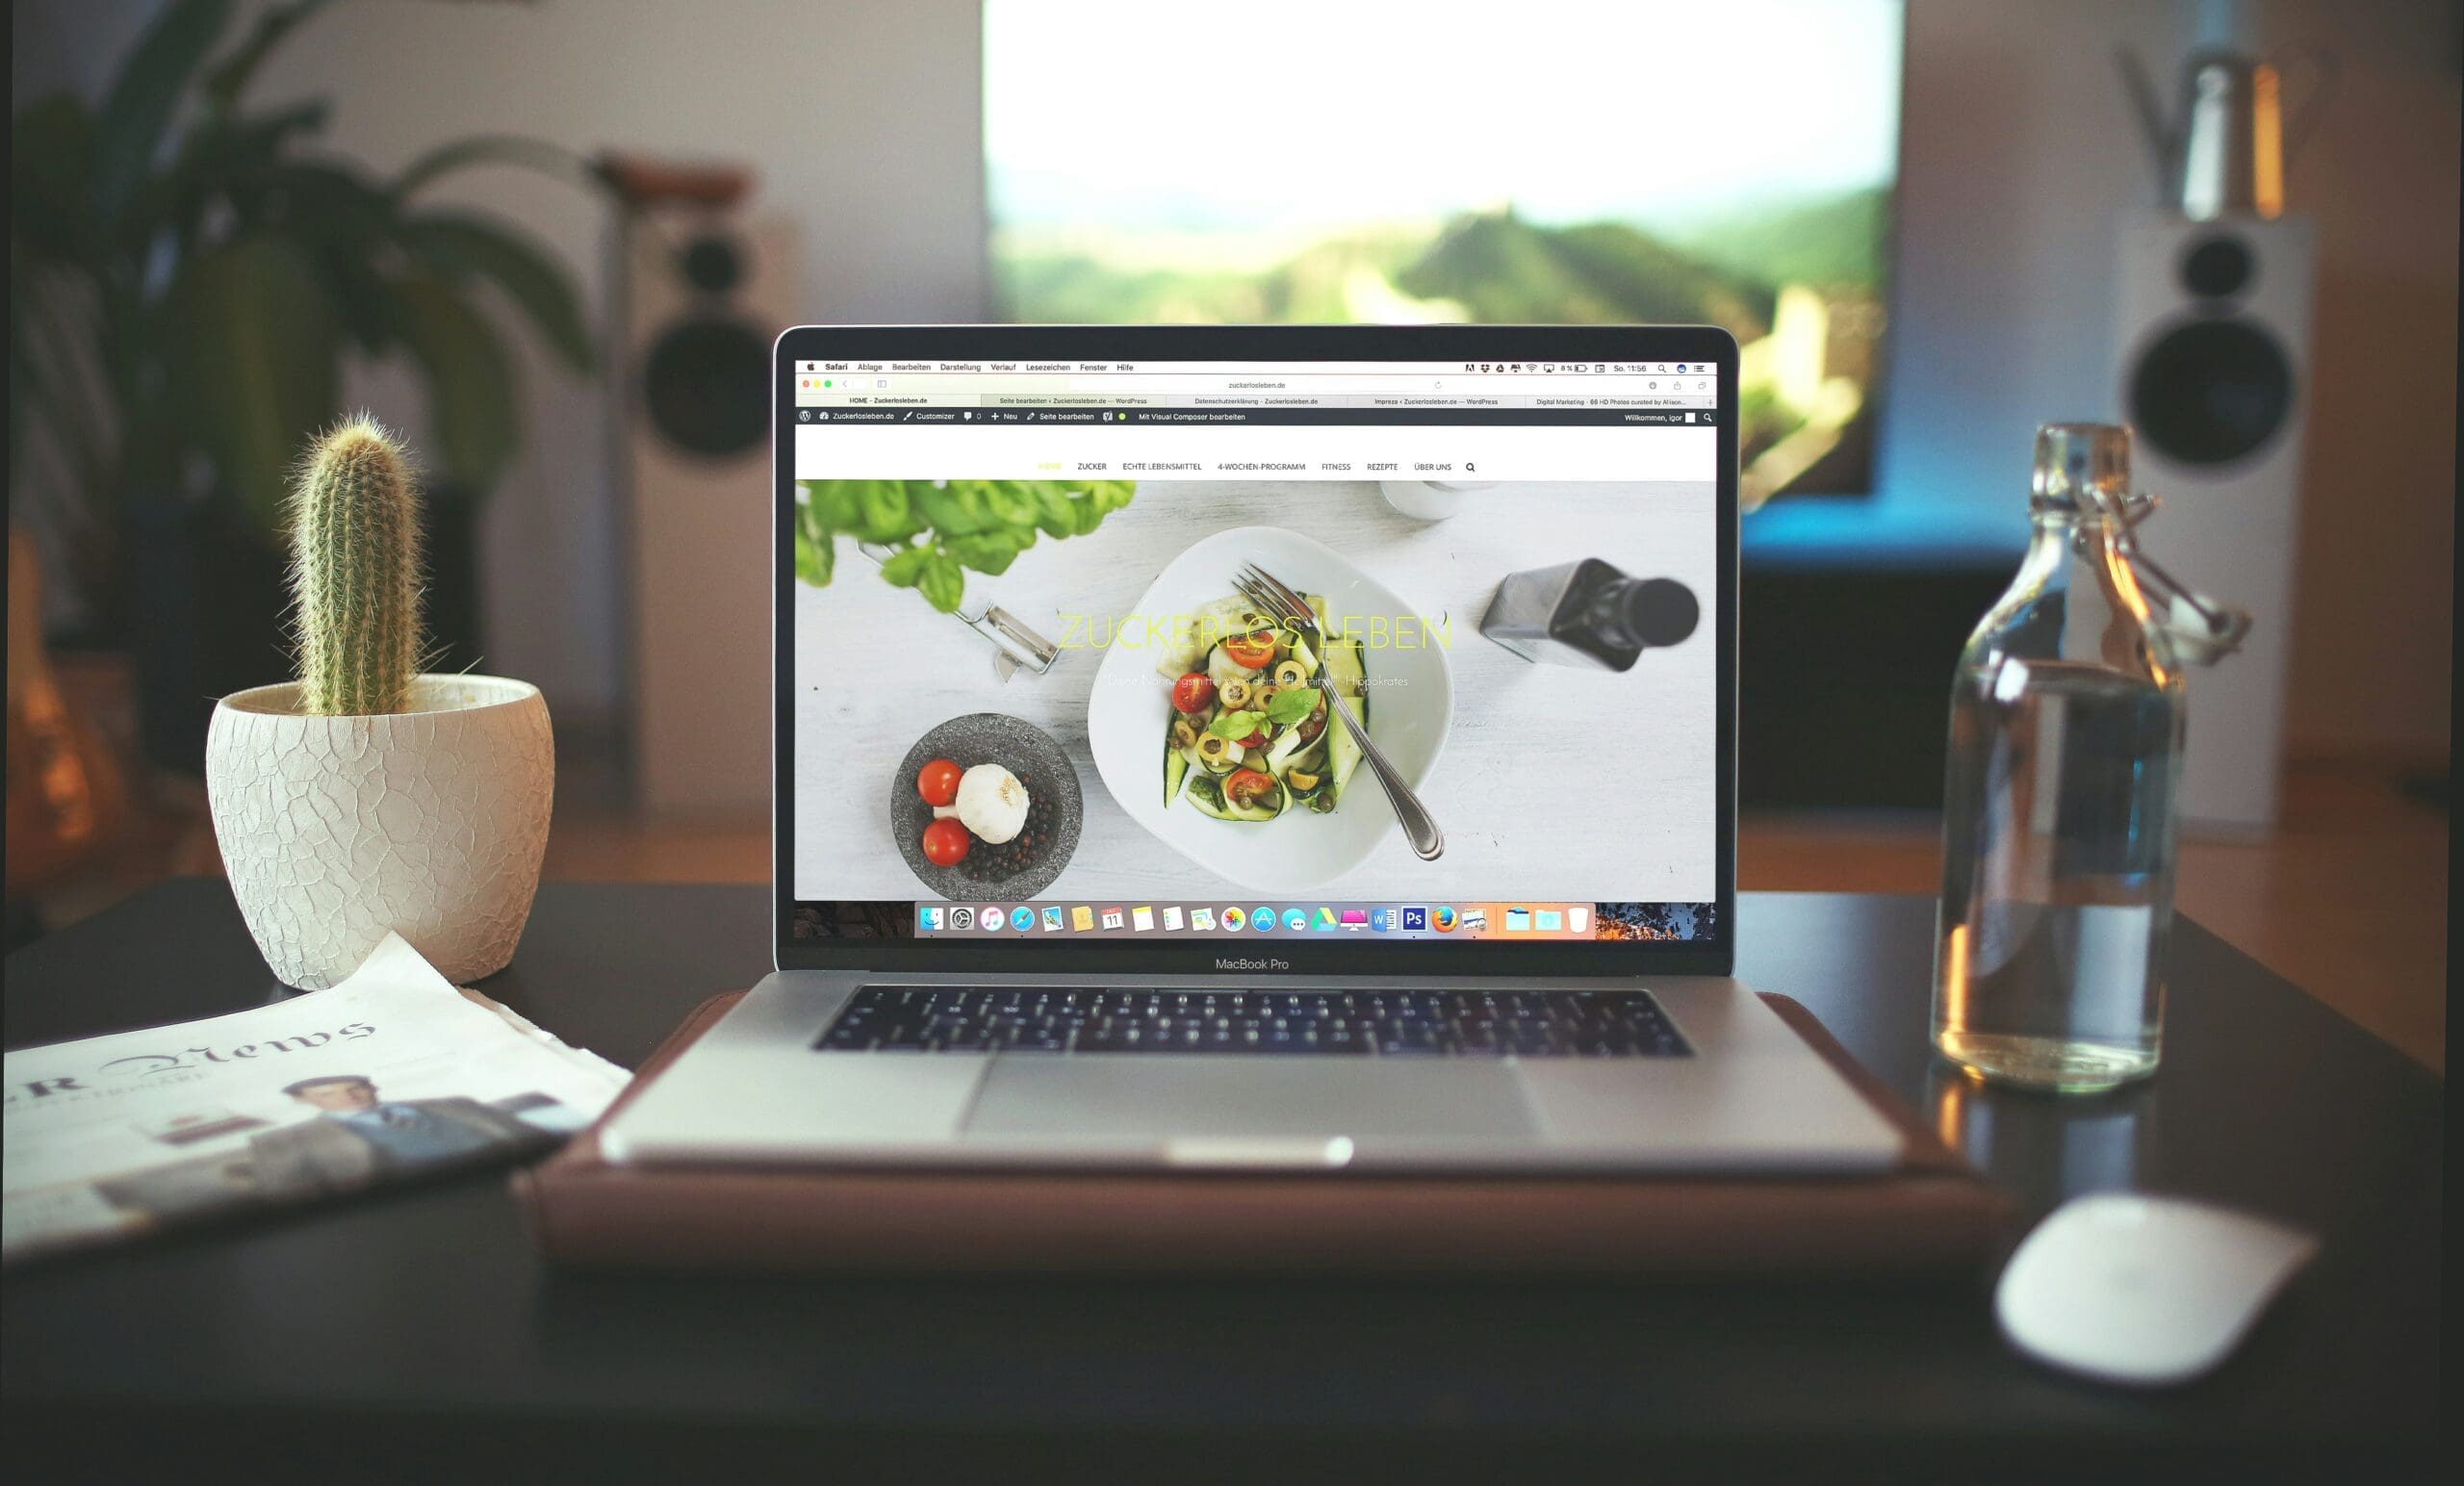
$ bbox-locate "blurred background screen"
[986,0,1904,505]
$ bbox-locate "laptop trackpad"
[962,1060,1535,1147]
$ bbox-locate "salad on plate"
[1155,593,1368,822]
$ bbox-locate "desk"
[3,882,2441,1478]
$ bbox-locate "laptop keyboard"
[815,986,1690,1058]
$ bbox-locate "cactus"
[289,416,425,716]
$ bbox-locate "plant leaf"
[792,509,834,587]
[854,481,914,543]
[876,544,932,588]
[396,212,592,372]
[1265,685,1319,725]
[207,97,331,177]
[200,0,338,112]
[1207,709,1266,739]
[982,481,1039,526]
[945,529,1029,576]
[93,0,235,219]
[1031,483,1077,537]
[10,94,97,260]
[384,269,518,491]
[913,481,992,537]
[124,99,330,251]
[393,134,597,199]
[243,161,405,353]
[166,232,339,529]
[244,158,395,251]
[797,478,859,531]
[917,551,964,613]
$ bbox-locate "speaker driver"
[2180,234,2255,299]
[641,316,770,457]
[2127,318,2294,468]
[680,234,745,295]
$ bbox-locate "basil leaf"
[877,544,932,588]
[1264,685,1318,726]
[800,479,860,531]
[918,551,965,613]
[983,481,1040,526]
[793,509,834,586]
[855,481,916,542]
[1206,709,1264,739]
[947,529,1030,575]
[1033,484,1078,537]
[914,482,990,537]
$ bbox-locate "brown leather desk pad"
[519,991,2013,1276]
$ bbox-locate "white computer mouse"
[1995,1192,2319,1388]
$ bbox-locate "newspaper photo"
[2,934,630,1266]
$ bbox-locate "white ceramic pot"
[205,675,553,988]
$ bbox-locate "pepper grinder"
[1479,558,1700,671]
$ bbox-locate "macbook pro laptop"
[601,325,1900,1174]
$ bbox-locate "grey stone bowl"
[891,713,1082,903]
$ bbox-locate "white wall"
[15,0,2452,755]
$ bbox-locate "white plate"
[1087,525,1453,894]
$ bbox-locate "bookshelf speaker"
[616,209,796,814]
[2111,211,2315,831]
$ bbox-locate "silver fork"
[1234,563,1445,860]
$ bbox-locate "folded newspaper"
[3,933,630,1266]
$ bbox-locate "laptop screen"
[778,330,1732,973]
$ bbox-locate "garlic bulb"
[933,762,1030,843]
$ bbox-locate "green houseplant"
[9,0,599,762]
[206,418,552,988]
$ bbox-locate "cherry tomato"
[921,817,971,866]
[1221,632,1276,669]
[1224,768,1277,809]
[916,757,962,807]
[1171,673,1215,714]
[1296,716,1325,744]
[1237,729,1266,749]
